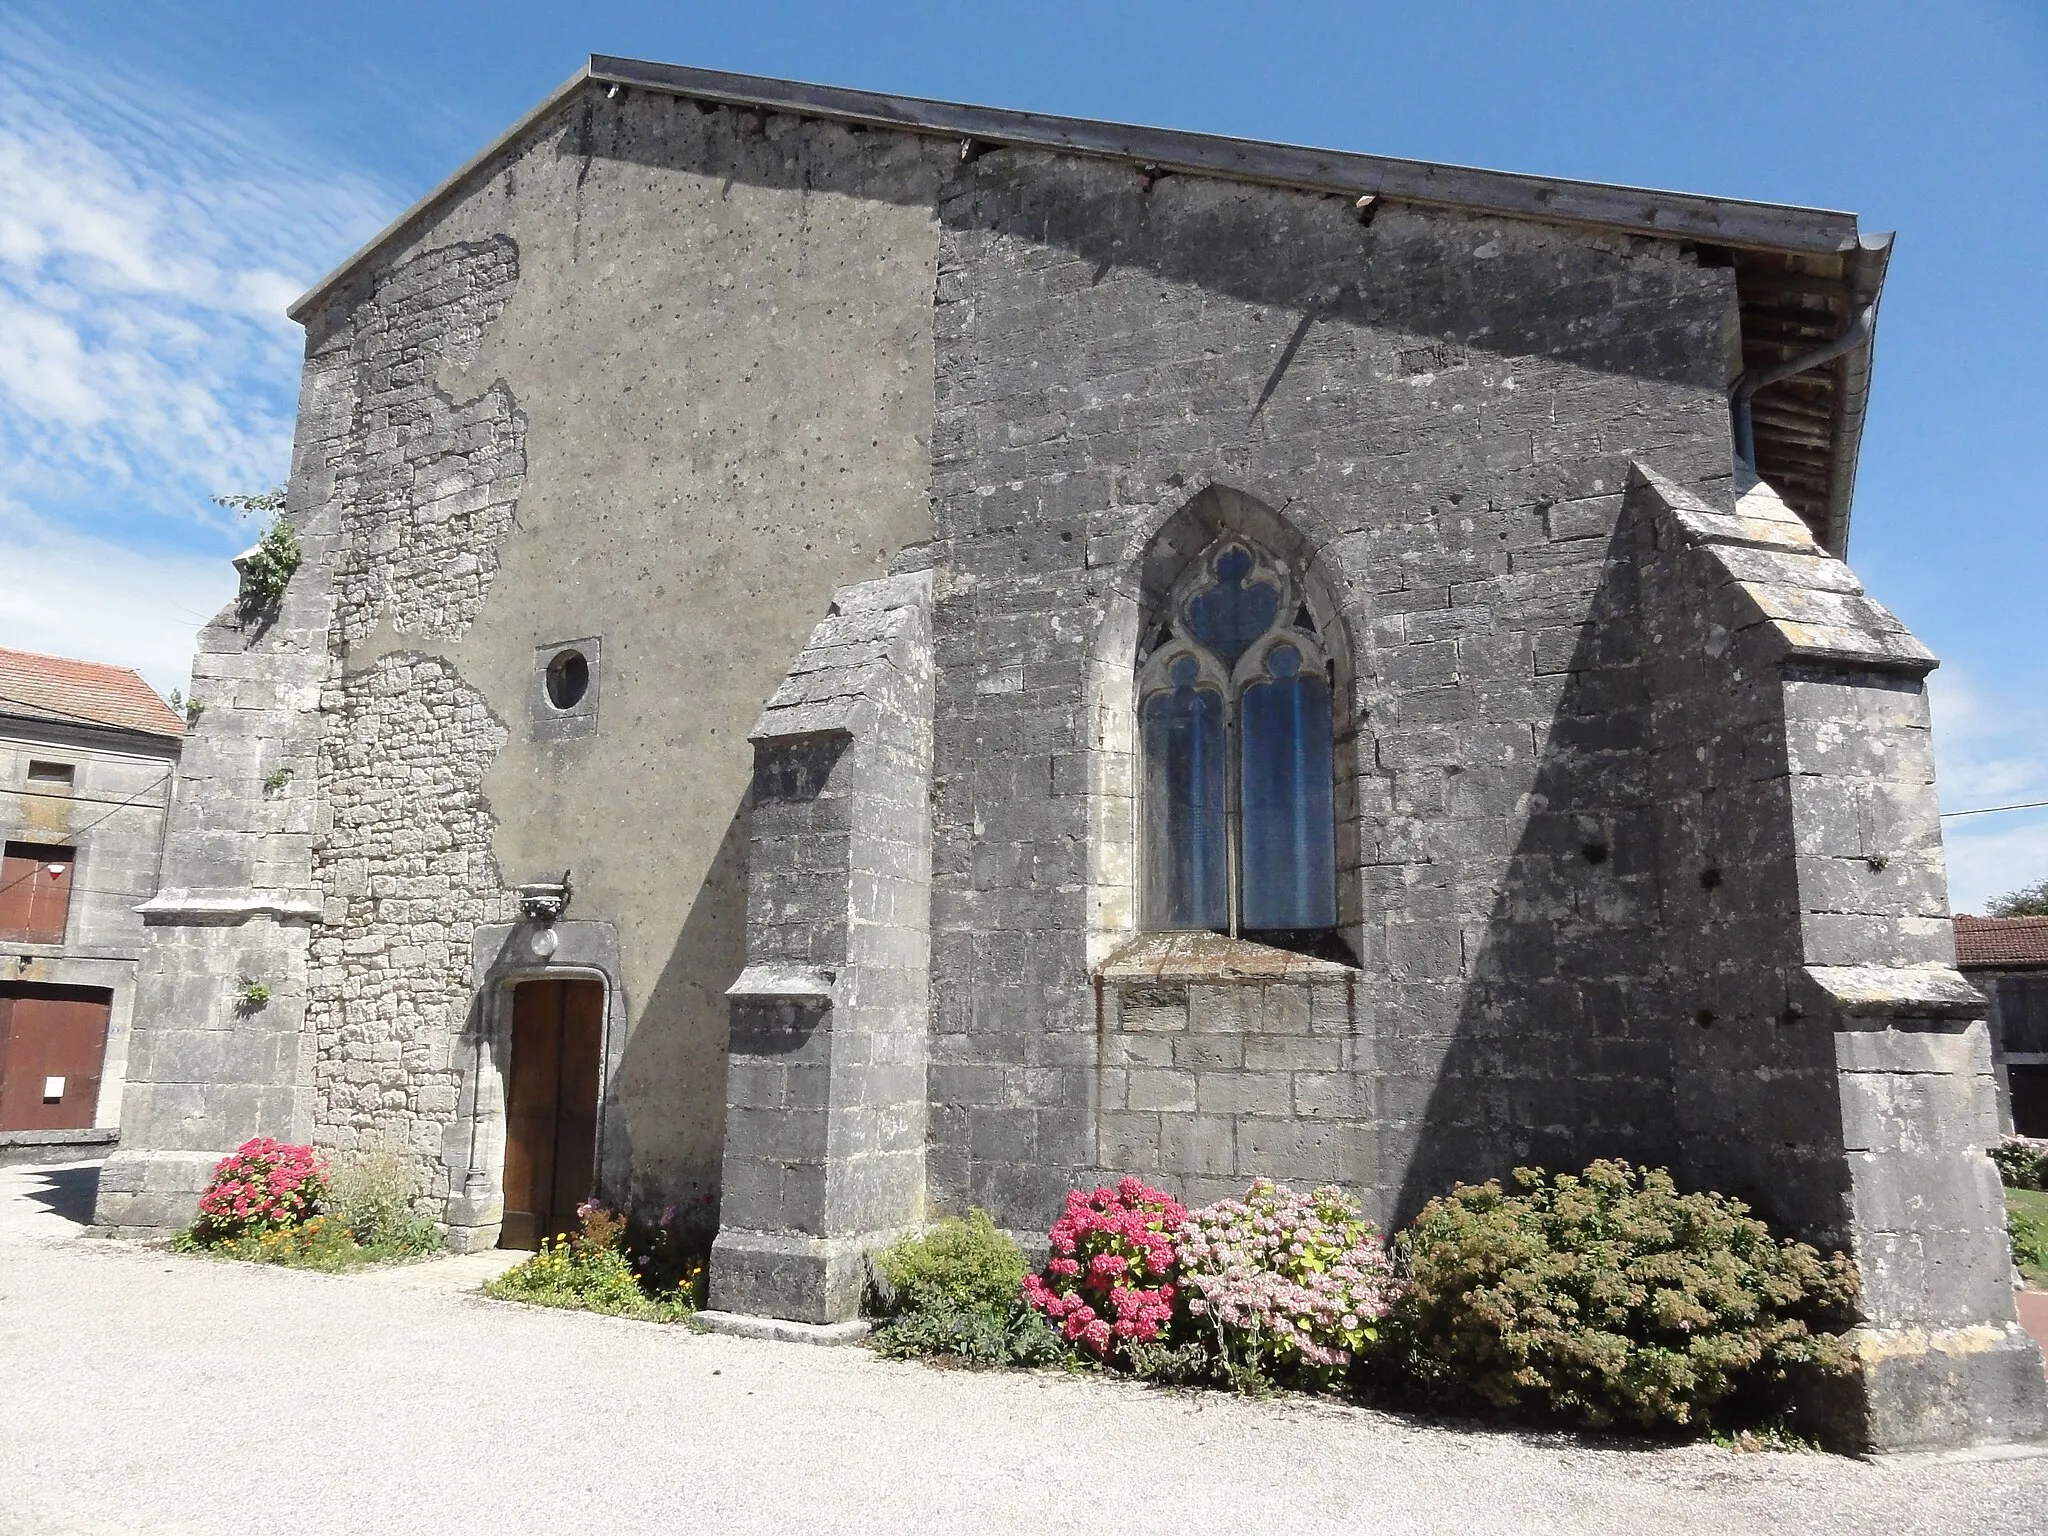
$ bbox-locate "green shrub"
[875,1210,1027,1313]
[1394,1160,1859,1435]
[1990,1136,2048,1191]
[2009,1189,2048,1285]
[324,1148,441,1255]
[871,1297,1066,1365]
[870,1210,1061,1366]
[486,1200,702,1322]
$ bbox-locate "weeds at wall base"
[169,1216,441,1272]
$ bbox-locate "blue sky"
[1,1,2043,908]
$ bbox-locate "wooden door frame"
[443,920,629,1251]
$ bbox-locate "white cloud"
[0,499,238,702]
[1928,666,2048,913]
[0,22,398,538]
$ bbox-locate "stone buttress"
[1631,463,2048,1449]
[706,570,935,1326]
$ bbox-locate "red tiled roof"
[0,646,183,738]
[1954,915,2048,969]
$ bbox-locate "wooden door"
[0,984,111,1131]
[499,979,603,1250]
[1,843,76,945]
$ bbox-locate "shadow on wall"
[1389,493,1856,1238]
[1389,506,1681,1226]
[564,88,1721,395]
[613,786,752,1238]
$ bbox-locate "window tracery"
[1137,537,1338,935]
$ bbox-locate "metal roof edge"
[287,64,593,322]
[1818,232,1894,557]
[289,54,1865,324]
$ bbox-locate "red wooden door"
[0,843,76,944]
[499,979,603,1250]
[0,985,111,1131]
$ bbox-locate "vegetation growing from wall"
[215,486,301,611]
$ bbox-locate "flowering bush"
[1176,1180,1401,1386]
[487,1199,703,1321]
[1395,1160,1859,1433]
[206,1214,357,1267]
[1022,1175,1186,1361]
[1991,1135,2048,1190]
[192,1137,327,1243]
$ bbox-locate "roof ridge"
[289,55,1863,325]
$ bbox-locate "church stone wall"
[920,145,1740,1232]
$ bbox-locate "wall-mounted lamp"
[516,870,573,924]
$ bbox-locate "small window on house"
[26,762,74,787]
[1139,539,1338,937]
[0,841,77,946]
[545,650,590,710]
[532,637,601,741]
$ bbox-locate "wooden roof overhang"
[291,57,1890,555]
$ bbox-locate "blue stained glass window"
[1141,657,1228,930]
[1238,644,1338,930]
[1184,546,1282,668]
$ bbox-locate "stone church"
[96,56,2043,1448]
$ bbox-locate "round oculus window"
[545,650,590,710]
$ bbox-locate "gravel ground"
[2,1163,2044,1536]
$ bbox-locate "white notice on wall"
[42,1077,64,1102]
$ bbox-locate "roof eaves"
[0,705,184,747]
[291,55,1865,324]
[1817,231,1893,557]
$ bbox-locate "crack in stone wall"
[306,653,511,1199]
[332,237,525,647]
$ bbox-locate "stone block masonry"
[922,148,1740,1233]
[710,571,934,1325]
[1631,465,2047,1449]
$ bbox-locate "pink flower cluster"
[1176,1179,1400,1381]
[194,1137,328,1243]
[1021,1175,1187,1361]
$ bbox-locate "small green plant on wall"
[263,767,294,795]
[216,487,300,611]
[235,978,272,1014]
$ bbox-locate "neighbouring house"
[1955,914,2048,1137]
[0,647,183,1165]
[96,56,2044,1449]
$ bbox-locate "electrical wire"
[1940,799,2048,820]
[2,777,173,863]
[0,783,175,813]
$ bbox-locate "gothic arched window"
[1137,538,1338,936]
